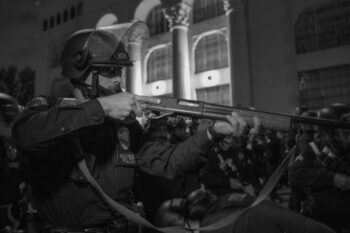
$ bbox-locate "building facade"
[1,0,349,112]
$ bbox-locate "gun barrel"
[145,98,350,131]
[201,102,292,131]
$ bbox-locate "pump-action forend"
[142,97,350,132]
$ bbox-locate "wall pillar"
[224,0,253,107]
[164,2,192,99]
[126,41,142,94]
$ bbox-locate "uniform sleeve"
[136,130,214,179]
[12,99,105,151]
[289,144,335,188]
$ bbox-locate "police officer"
[288,109,316,213]
[11,22,249,233]
[290,104,350,232]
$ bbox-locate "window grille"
[195,33,228,73]
[146,5,170,36]
[193,0,225,23]
[299,64,350,109]
[147,46,173,82]
[295,1,350,54]
[196,84,230,105]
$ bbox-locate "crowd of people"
[1,22,349,233]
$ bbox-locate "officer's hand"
[208,112,247,141]
[98,92,160,120]
[249,117,262,135]
[334,173,350,190]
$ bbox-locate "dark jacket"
[11,97,214,228]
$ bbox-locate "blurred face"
[117,126,130,143]
[219,136,234,151]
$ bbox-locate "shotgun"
[141,97,350,131]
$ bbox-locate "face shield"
[85,21,149,73]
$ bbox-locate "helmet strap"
[72,78,115,99]
[91,70,99,98]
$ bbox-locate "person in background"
[290,104,350,232]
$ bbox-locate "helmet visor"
[85,21,149,68]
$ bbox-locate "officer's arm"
[289,145,335,188]
[136,129,215,179]
[12,99,105,151]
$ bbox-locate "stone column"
[125,40,142,94]
[164,2,192,99]
[124,22,149,95]
[224,0,253,107]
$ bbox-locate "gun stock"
[143,97,350,131]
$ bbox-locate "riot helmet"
[318,103,350,121]
[61,21,149,97]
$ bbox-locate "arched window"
[146,5,170,36]
[195,33,228,73]
[77,2,83,16]
[193,0,225,23]
[63,10,68,22]
[56,13,61,25]
[295,1,350,54]
[70,6,76,19]
[147,45,172,82]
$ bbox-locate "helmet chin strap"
[91,71,99,98]
[73,72,120,99]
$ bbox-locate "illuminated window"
[196,84,230,105]
[193,0,225,23]
[299,64,350,109]
[146,5,170,36]
[295,1,350,54]
[195,33,228,73]
[147,46,173,83]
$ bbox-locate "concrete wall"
[247,0,299,113]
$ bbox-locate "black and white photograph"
[1,0,350,233]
